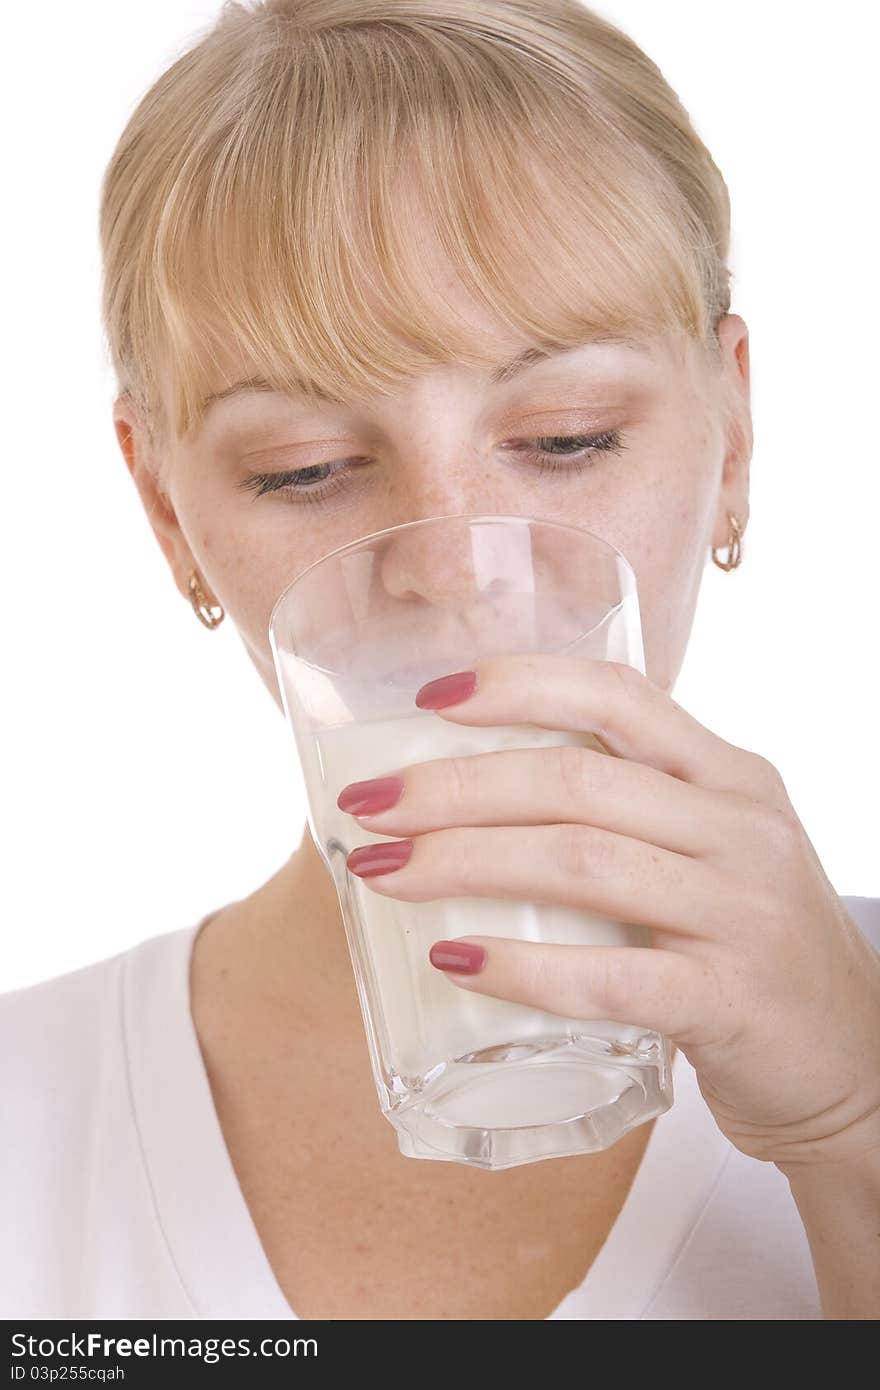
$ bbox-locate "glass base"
[386,1033,674,1170]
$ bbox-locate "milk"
[307,710,667,1147]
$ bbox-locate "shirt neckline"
[124,911,732,1321]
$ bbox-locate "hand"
[337,656,880,1174]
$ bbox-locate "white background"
[2,1,877,991]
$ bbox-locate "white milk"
[310,711,666,1142]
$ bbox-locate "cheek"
[623,482,709,587]
[189,525,282,678]
[642,423,719,573]
[174,472,308,695]
[621,459,719,686]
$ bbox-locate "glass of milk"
[268,514,673,1170]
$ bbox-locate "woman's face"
[115,247,752,707]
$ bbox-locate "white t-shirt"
[2,896,878,1321]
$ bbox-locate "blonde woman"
[2,0,878,1322]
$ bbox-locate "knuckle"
[741,876,790,936]
[553,822,612,881]
[519,945,561,1010]
[448,826,480,890]
[752,798,803,855]
[554,823,592,879]
[554,742,613,805]
[605,659,646,695]
[591,952,632,1017]
[596,660,648,738]
[446,754,475,810]
[747,751,788,800]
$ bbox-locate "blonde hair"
[98,0,732,479]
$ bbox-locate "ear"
[112,394,200,604]
[711,313,753,549]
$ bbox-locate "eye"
[513,429,627,473]
[237,429,628,506]
[235,457,369,507]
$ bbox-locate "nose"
[379,507,545,614]
[374,512,544,675]
[379,510,487,604]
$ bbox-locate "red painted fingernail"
[429,940,487,974]
[347,840,413,877]
[337,775,404,816]
[415,670,478,710]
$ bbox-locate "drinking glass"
[269,514,673,1170]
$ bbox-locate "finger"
[430,936,725,1047]
[415,656,788,804]
[346,822,730,940]
[342,742,745,858]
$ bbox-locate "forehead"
[176,181,701,442]
[201,335,661,413]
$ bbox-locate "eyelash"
[237,429,627,507]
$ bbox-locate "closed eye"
[237,428,628,506]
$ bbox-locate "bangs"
[121,13,728,447]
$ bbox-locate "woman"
[2,0,878,1321]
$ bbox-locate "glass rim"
[267,511,637,640]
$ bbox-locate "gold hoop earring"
[188,570,225,629]
[711,512,744,571]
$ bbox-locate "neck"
[195,823,366,1040]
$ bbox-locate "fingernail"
[347,839,413,877]
[415,670,478,710]
[429,940,487,974]
[337,775,404,816]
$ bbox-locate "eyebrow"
[199,336,648,416]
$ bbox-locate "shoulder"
[0,926,196,1096]
[0,926,202,1168]
[0,948,130,1249]
[0,945,129,1104]
[0,926,200,1318]
[839,895,880,951]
